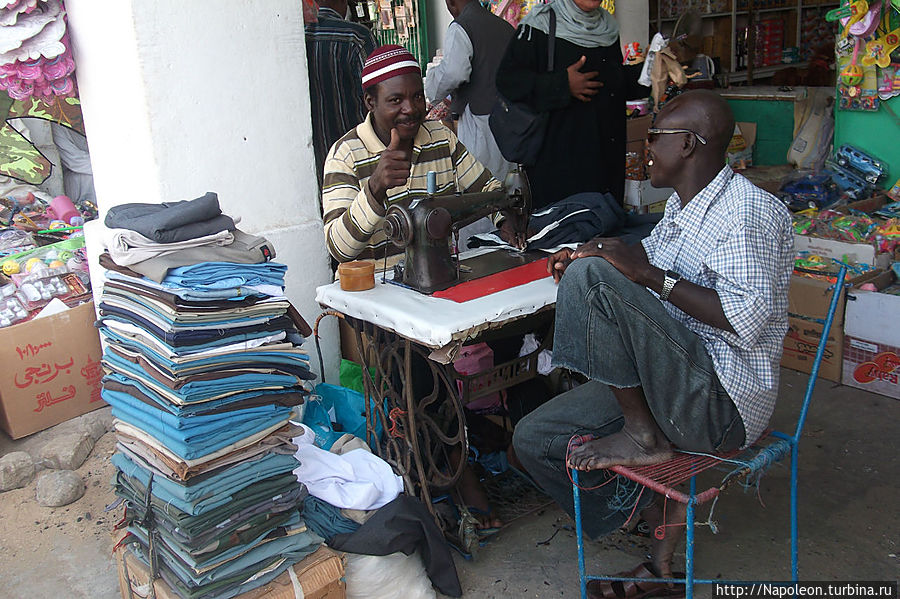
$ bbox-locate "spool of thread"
[427,171,436,195]
[338,260,375,291]
[49,195,81,225]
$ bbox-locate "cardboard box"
[0,301,105,439]
[788,271,875,323]
[626,114,652,154]
[793,234,891,269]
[781,270,881,381]
[625,115,653,180]
[117,545,346,599]
[841,270,900,399]
[647,199,667,213]
[782,315,843,382]
[727,122,757,170]
[842,336,900,399]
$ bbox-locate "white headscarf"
[519,0,619,48]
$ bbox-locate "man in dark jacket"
[425,0,514,181]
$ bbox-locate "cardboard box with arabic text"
[0,301,105,439]
[841,270,900,399]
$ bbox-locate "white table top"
[315,265,559,350]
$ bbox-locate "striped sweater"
[322,113,502,263]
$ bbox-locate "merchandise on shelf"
[0,236,91,326]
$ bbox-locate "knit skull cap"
[361,44,421,88]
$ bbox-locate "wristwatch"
[660,269,682,302]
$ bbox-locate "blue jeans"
[513,258,744,539]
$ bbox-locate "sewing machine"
[382,167,532,294]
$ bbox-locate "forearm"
[323,182,385,263]
[640,266,736,333]
[425,59,470,104]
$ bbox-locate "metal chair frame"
[572,266,849,599]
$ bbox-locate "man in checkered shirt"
[512,90,793,582]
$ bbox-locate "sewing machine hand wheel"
[384,207,413,247]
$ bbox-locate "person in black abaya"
[496,0,625,211]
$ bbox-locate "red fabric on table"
[432,257,551,303]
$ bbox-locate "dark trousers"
[513,258,744,539]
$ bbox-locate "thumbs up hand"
[368,128,412,203]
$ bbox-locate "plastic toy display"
[0,235,91,328]
[834,144,888,185]
[862,26,900,68]
[780,171,839,210]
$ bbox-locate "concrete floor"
[1,367,897,598]
[449,368,900,597]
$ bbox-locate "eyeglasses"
[647,127,708,145]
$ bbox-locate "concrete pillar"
[66,0,339,382]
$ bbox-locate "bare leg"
[641,496,687,579]
[567,386,673,471]
[449,446,502,530]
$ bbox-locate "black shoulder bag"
[489,8,556,167]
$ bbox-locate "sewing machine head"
[383,166,532,294]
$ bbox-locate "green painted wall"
[725,98,795,167]
[834,96,900,190]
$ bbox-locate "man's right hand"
[368,128,412,203]
[567,56,602,102]
[546,248,573,283]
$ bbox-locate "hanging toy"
[847,1,883,37]
[862,27,900,67]
[841,38,864,95]
[835,0,870,37]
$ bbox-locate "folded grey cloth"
[104,192,235,243]
[105,228,235,266]
[126,229,276,282]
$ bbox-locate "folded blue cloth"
[163,262,287,290]
[102,351,302,402]
[302,495,361,543]
[101,327,309,372]
[128,520,322,588]
[111,451,299,507]
[106,270,271,301]
[102,375,303,418]
[104,388,292,459]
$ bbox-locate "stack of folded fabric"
[98,195,324,599]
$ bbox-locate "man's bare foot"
[567,428,672,471]
[458,467,502,530]
[453,455,502,530]
[641,497,687,579]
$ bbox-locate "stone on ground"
[35,470,85,507]
[76,408,113,442]
[0,451,35,491]
[38,432,95,471]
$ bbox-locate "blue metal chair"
[571,265,849,599]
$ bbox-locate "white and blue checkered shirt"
[642,167,793,446]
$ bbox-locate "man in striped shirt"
[322,44,507,264]
[305,0,376,188]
